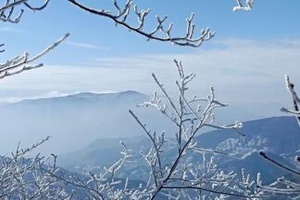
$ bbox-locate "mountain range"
[59,115,300,184]
[0,90,299,197]
[0,90,272,155]
[0,91,153,154]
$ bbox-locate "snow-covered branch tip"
[68,0,214,47]
[12,136,51,159]
[0,0,50,23]
[233,0,255,12]
[285,75,300,103]
[281,75,300,125]
[0,33,70,79]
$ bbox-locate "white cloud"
[0,27,19,33]
[0,38,299,116]
[66,41,108,50]
[88,38,300,91]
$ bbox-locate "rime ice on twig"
[260,75,300,197]
[0,136,72,199]
[257,151,300,197]
[0,0,50,23]
[129,60,247,199]
[281,75,300,125]
[68,0,214,47]
[0,0,65,80]
[233,0,255,12]
[43,140,134,199]
[0,33,70,79]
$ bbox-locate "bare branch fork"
[0,33,70,79]
[68,0,214,47]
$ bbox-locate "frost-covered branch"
[0,0,27,23]
[257,176,300,197]
[254,75,300,198]
[45,141,134,200]
[257,149,300,197]
[259,151,300,176]
[0,0,50,23]
[0,33,70,79]
[129,60,247,199]
[228,169,268,199]
[68,0,214,47]
[233,0,255,12]
[281,75,300,124]
[0,1,68,80]
[0,137,72,199]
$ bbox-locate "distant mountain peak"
[7,90,147,105]
[68,90,143,98]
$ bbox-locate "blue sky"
[0,0,300,119]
